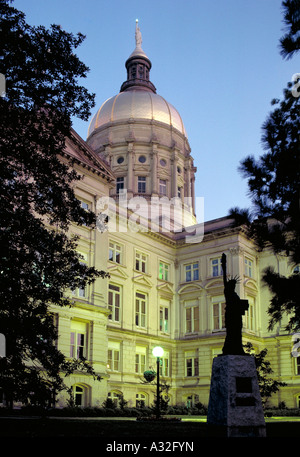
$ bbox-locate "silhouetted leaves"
[229,83,299,331]
[0,0,105,407]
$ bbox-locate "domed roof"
[87,91,187,138]
[87,21,187,140]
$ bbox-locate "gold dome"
[87,90,187,138]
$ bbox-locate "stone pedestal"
[207,355,266,437]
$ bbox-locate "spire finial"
[120,19,156,93]
[135,19,142,48]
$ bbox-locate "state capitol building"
[47,23,300,410]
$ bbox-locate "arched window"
[136,392,148,408]
[186,394,199,408]
[73,385,84,407]
[293,265,300,274]
[108,390,123,407]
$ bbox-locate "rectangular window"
[135,292,147,328]
[159,261,169,281]
[70,332,85,359]
[77,200,90,226]
[185,263,199,282]
[116,177,124,194]
[109,241,122,264]
[107,349,120,371]
[245,258,253,278]
[185,306,199,333]
[135,251,147,273]
[138,176,146,193]
[108,284,121,322]
[80,200,89,210]
[72,252,88,298]
[244,297,254,330]
[160,306,169,333]
[159,179,167,196]
[135,347,147,374]
[177,187,182,198]
[213,300,226,330]
[70,321,87,359]
[107,341,120,371]
[212,258,222,277]
[185,354,199,377]
[296,357,300,376]
[159,352,170,377]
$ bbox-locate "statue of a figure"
[135,19,142,47]
[221,253,249,355]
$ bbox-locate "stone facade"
[5,26,299,411]
[54,29,300,410]
[53,139,300,408]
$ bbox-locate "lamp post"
[152,346,164,419]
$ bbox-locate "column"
[171,149,178,199]
[127,142,134,198]
[151,144,158,195]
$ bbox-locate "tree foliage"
[229,3,300,332]
[230,83,300,331]
[244,343,287,406]
[0,0,107,407]
[279,0,300,59]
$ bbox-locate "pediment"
[132,274,153,288]
[107,265,128,279]
[158,169,171,179]
[157,282,174,296]
[178,283,203,295]
[135,164,150,172]
[204,278,223,290]
[244,278,258,291]
[114,165,126,173]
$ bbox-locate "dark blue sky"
[13,0,297,221]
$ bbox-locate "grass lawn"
[0,416,299,439]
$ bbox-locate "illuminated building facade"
[36,24,300,409]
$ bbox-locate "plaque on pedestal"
[207,355,266,437]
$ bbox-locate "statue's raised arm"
[221,253,227,287]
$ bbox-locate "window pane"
[141,355,146,372]
[138,177,146,193]
[221,303,226,328]
[114,351,120,371]
[194,307,199,332]
[194,358,199,376]
[165,308,169,332]
[77,333,84,346]
[213,303,219,329]
[186,267,191,282]
[186,359,192,376]
[79,287,85,297]
[164,264,168,280]
[186,308,192,333]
